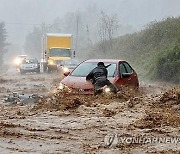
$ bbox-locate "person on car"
[86,62,117,95]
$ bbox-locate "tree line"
[0,22,9,66]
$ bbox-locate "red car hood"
[61,76,93,89]
[61,76,114,90]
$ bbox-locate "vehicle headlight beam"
[63,67,69,73]
[104,87,111,93]
[14,58,22,65]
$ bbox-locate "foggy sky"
[0,0,180,55]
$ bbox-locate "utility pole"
[75,15,79,52]
[86,25,92,46]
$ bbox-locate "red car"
[59,59,139,94]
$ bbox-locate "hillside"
[114,17,180,83]
[79,17,180,83]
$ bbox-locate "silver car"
[20,58,40,74]
[59,59,80,73]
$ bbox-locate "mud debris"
[134,111,180,129]
[0,72,180,153]
[0,78,9,83]
[103,108,116,117]
[32,86,142,112]
[159,86,180,104]
[134,86,180,129]
[3,92,43,105]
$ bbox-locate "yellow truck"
[41,33,73,72]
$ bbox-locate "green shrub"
[156,45,180,83]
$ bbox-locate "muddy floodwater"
[0,68,179,154]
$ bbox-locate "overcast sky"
[0,0,180,52]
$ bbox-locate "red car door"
[115,61,138,89]
[123,62,138,87]
[115,62,129,88]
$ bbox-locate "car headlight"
[104,87,111,93]
[63,67,69,73]
[14,58,22,65]
[48,59,55,65]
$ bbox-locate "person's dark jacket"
[86,65,110,84]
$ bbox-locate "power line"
[5,22,49,26]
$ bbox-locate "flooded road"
[0,68,179,154]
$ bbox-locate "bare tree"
[98,11,118,53]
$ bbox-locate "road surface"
[0,67,179,154]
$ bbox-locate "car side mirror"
[64,71,70,76]
[122,73,131,78]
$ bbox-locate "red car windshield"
[71,62,117,77]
